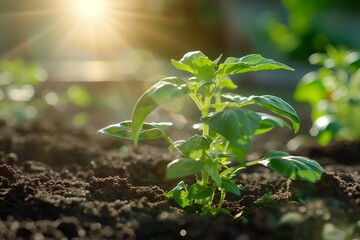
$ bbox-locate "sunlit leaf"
[221,94,250,106]
[259,150,325,183]
[172,51,217,81]
[166,158,204,179]
[192,56,217,80]
[218,54,294,77]
[171,51,206,74]
[132,77,189,145]
[98,120,172,141]
[219,78,237,90]
[174,135,212,159]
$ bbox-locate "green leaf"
[293,72,326,106]
[99,120,172,141]
[220,166,246,178]
[213,54,222,64]
[166,181,186,198]
[188,183,214,200]
[166,181,190,207]
[218,78,237,90]
[67,85,91,107]
[259,150,325,183]
[250,95,300,133]
[221,179,243,196]
[226,144,248,164]
[171,60,193,73]
[202,108,262,150]
[132,77,189,146]
[203,160,222,186]
[192,56,217,80]
[311,115,342,145]
[221,94,250,106]
[255,113,291,135]
[223,94,300,133]
[171,51,206,74]
[171,51,218,81]
[174,135,212,159]
[166,158,204,179]
[218,54,294,77]
[177,51,206,66]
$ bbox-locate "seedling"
[294,46,360,145]
[99,51,325,214]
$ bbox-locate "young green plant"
[99,51,325,214]
[294,46,360,145]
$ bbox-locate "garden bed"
[0,120,359,239]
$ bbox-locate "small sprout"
[99,51,325,215]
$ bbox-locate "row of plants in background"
[100,51,325,215]
[0,59,121,127]
[294,46,360,145]
[0,59,48,124]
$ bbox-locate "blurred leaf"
[311,115,342,145]
[67,85,91,107]
[294,72,326,106]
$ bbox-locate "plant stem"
[202,95,212,135]
[200,95,213,186]
[162,135,185,157]
[217,190,226,210]
[189,93,205,112]
[245,159,260,167]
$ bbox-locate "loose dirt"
[1,121,359,239]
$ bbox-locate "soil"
[0,120,359,240]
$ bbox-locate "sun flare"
[73,0,106,20]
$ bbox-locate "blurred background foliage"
[0,0,359,131]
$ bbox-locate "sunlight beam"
[72,0,106,21]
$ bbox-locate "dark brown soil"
[0,121,359,240]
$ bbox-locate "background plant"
[0,59,122,128]
[294,46,360,145]
[0,59,48,125]
[100,51,324,215]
